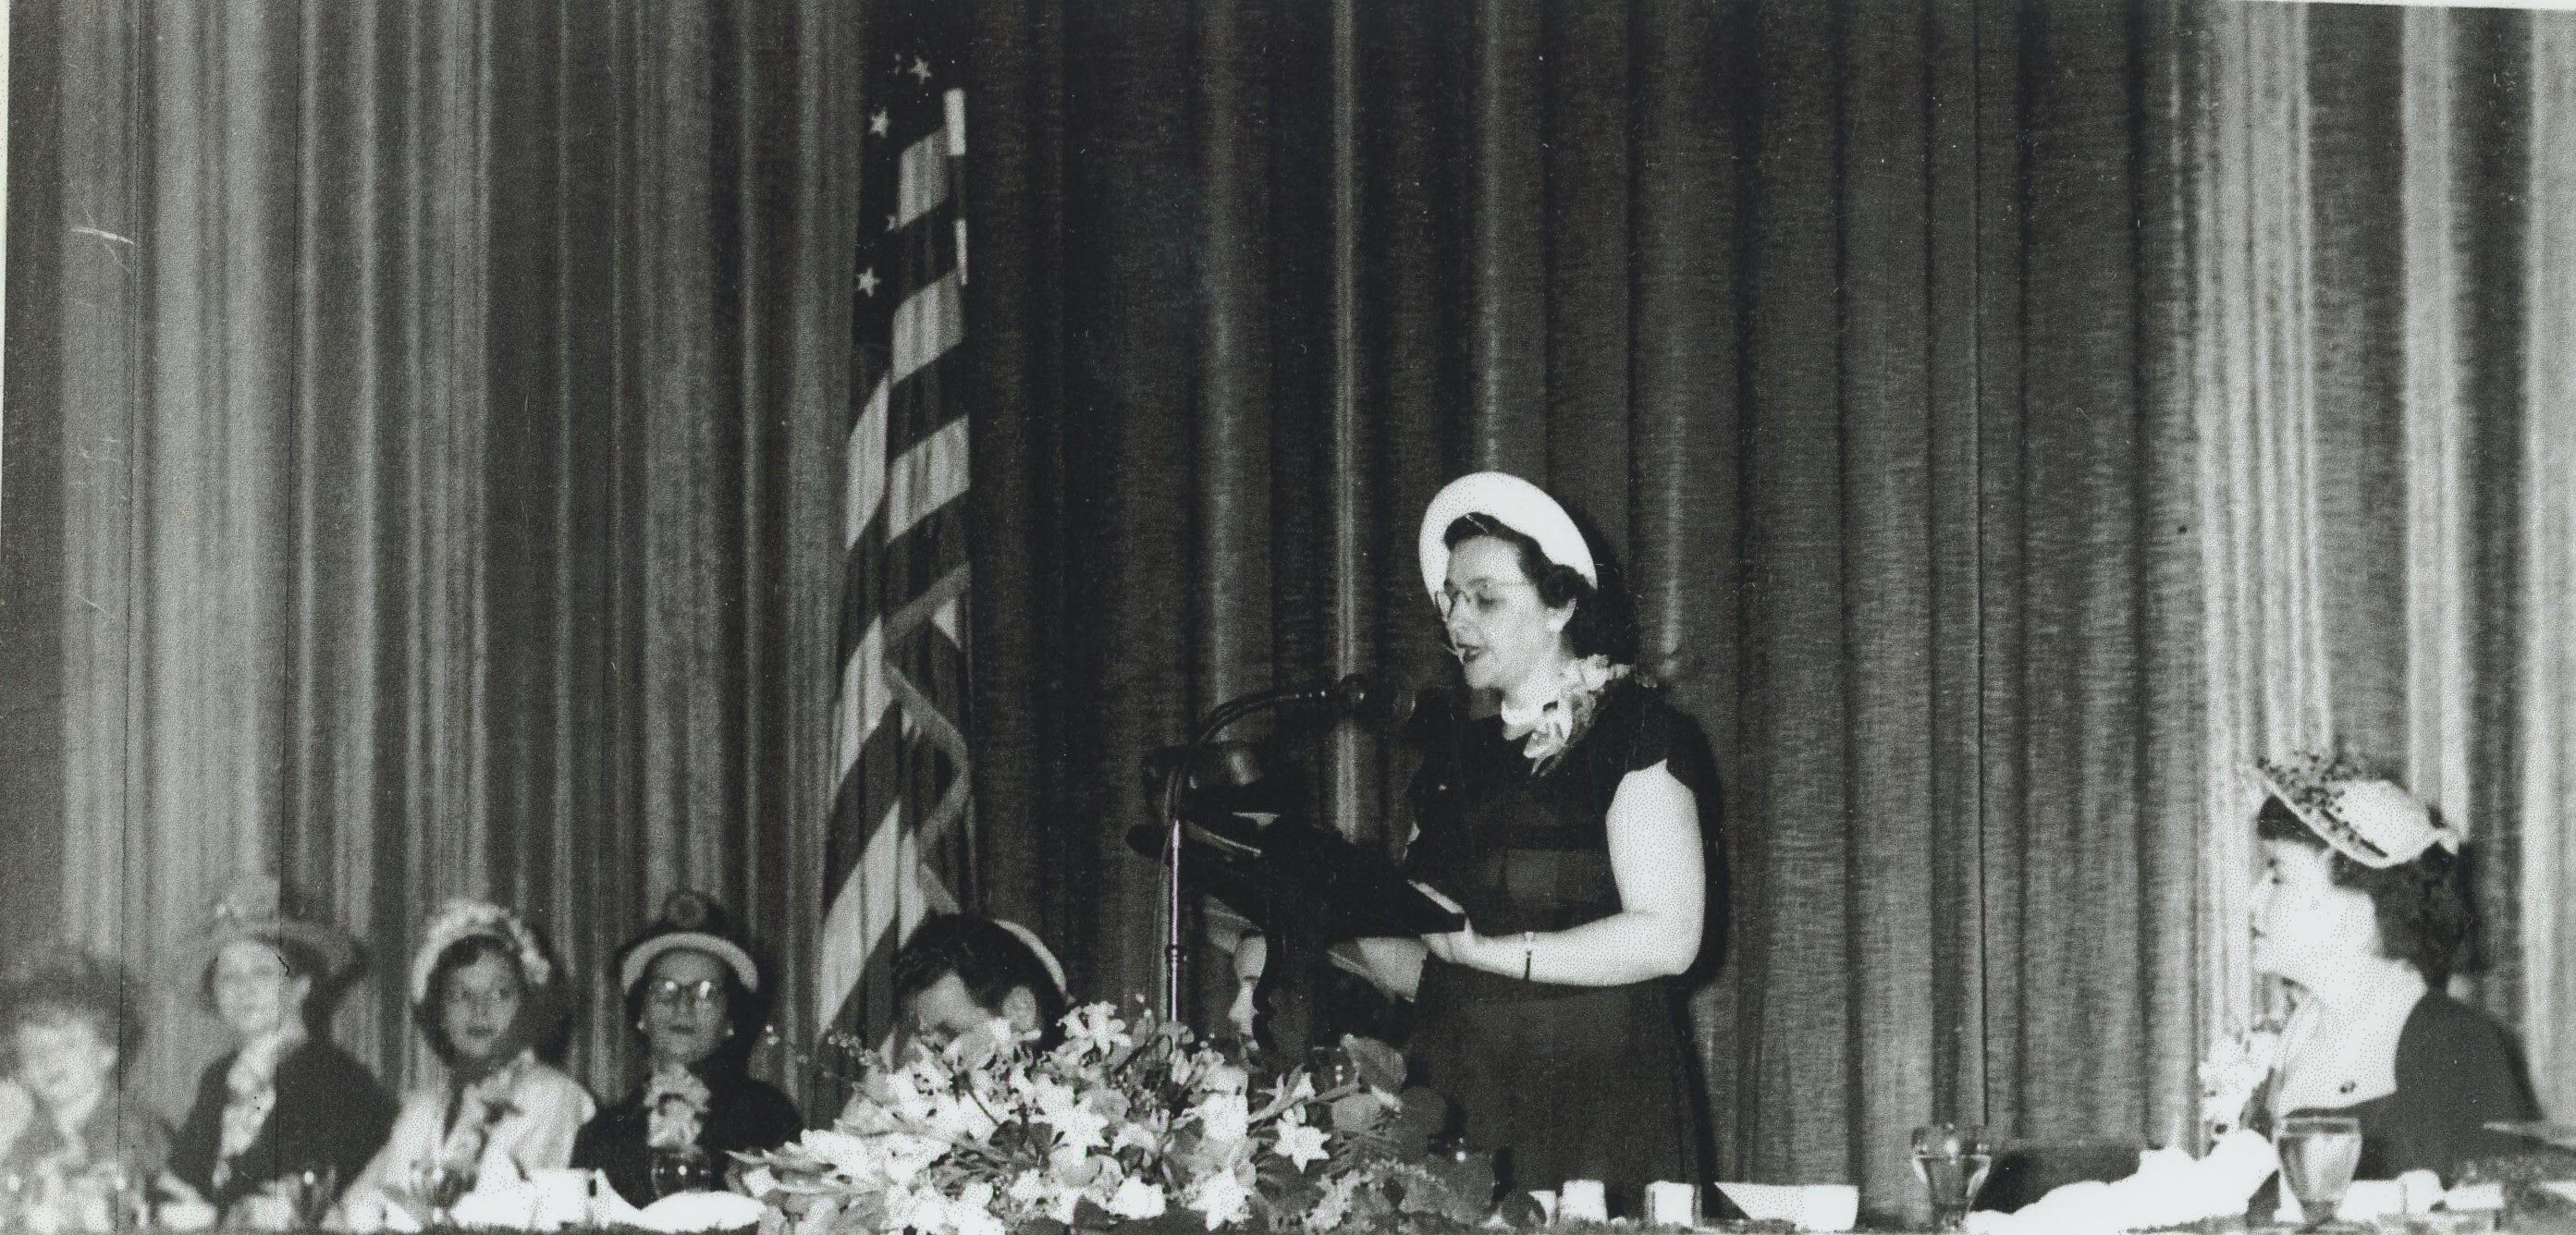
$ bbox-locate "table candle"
[1559,1180,1608,1223]
[1646,1181,1699,1227]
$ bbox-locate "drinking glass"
[286,1166,340,1230]
[1911,1123,1993,1231]
[2276,1115,2364,1229]
[650,1146,719,1198]
[407,1162,473,1225]
[1306,1046,1359,1095]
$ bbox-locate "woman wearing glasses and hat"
[572,892,802,1205]
[2234,752,2539,1181]
[1349,472,1715,1210]
[167,874,394,1220]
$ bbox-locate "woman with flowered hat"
[1349,471,1715,1210]
[2237,752,2539,1180]
[337,900,594,1229]
[571,891,802,1205]
[0,945,192,1229]
[167,874,394,1221]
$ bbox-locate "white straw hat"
[2252,752,2458,869]
[1417,471,1597,605]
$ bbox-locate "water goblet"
[650,1145,718,1198]
[2276,1115,2364,1230]
[286,1166,340,1230]
[1910,1122,1993,1231]
[104,1163,148,1230]
[408,1162,474,1226]
[1306,1046,1359,1095]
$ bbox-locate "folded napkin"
[1712,1182,1858,1232]
[631,1191,766,1233]
[1961,1131,2278,1235]
[449,1179,547,1230]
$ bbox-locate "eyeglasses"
[1435,580,1536,620]
[645,978,725,1009]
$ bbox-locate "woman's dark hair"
[2258,796,2475,984]
[1443,514,1639,666]
[411,933,571,1067]
[198,934,337,1031]
[892,915,1069,1045]
[621,947,764,1074]
[3,948,146,1082]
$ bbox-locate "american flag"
[817,9,972,1048]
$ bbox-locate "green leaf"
[1328,1094,1386,1133]
[1384,1088,1449,1159]
[1341,1036,1406,1092]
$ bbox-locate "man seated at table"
[890,915,1070,1051]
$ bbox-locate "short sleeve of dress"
[1624,689,1719,802]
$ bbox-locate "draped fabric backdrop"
[3,0,2572,1223]
[965,0,2208,1212]
[2188,2,2576,1124]
[4,0,864,1116]
[962,0,2576,1213]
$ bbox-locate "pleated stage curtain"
[6,0,861,1118]
[963,0,2576,1215]
[966,0,2202,1211]
[2190,1,2576,1128]
[5,0,2572,1221]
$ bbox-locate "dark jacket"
[2288,991,2543,1181]
[169,1039,396,1207]
[571,1068,803,1206]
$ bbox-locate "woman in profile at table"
[1350,471,1713,1211]
[338,901,594,1229]
[2243,752,2539,1180]
[572,892,802,1205]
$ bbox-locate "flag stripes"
[818,13,973,1045]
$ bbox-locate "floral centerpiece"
[2196,1021,2281,1141]
[740,1003,1492,1235]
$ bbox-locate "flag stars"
[907,56,933,83]
[856,268,880,297]
[887,213,902,232]
[869,109,890,138]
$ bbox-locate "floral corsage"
[2198,1021,2283,1138]
[645,1067,714,1152]
[1497,655,1630,771]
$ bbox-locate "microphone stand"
[1159,675,1368,1020]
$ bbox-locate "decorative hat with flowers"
[739,1004,1493,1235]
[408,899,556,1006]
[2250,750,2458,870]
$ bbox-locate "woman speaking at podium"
[1352,472,1714,1211]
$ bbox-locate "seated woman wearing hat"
[572,892,803,1206]
[2239,752,2540,1180]
[338,901,595,1229]
[0,946,180,1230]
[168,875,394,1221]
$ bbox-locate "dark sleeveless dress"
[1402,678,1715,1209]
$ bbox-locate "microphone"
[1271,673,1429,731]
[1147,669,1442,1018]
